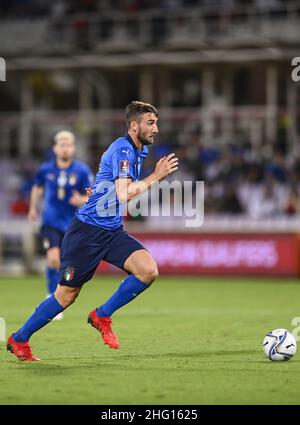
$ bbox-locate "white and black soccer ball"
[262,328,297,361]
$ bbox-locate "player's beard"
[60,154,72,163]
[137,129,155,146]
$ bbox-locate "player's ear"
[131,121,138,133]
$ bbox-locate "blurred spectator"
[218,183,244,214]
[265,151,288,183]
[254,0,281,11]
[10,190,29,216]
[282,187,300,216]
[248,179,281,219]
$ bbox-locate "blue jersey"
[35,160,94,232]
[76,134,148,230]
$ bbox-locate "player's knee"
[48,258,60,270]
[57,294,76,308]
[140,264,159,284]
[55,286,80,308]
[47,252,60,270]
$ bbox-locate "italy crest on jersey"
[46,173,55,181]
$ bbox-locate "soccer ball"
[262,328,297,361]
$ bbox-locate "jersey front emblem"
[57,171,67,200]
[46,173,55,181]
[58,171,67,187]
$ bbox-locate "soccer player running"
[7,101,179,361]
[28,131,93,320]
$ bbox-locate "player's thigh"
[103,230,142,269]
[103,230,158,283]
[40,225,64,250]
[58,217,111,288]
[47,247,61,269]
[124,250,159,284]
[41,225,64,269]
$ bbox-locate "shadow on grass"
[140,349,257,358]
[5,346,298,377]
[6,348,277,375]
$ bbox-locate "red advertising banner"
[97,233,300,277]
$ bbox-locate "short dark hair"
[125,101,158,129]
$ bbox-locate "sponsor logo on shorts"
[64,266,75,281]
[120,160,130,173]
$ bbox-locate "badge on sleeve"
[120,160,130,173]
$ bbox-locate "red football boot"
[6,335,41,362]
[87,309,119,349]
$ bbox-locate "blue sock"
[13,295,64,343]
[46,267,59,295]
[96,275,150,318]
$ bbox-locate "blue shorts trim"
[40,225,65,250]
[58,217,145,287]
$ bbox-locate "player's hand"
[69,190,86,207]
[153,153,179,181]
[28,207,39,222]
[85,187,93,200]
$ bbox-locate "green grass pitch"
[0,275,300,405]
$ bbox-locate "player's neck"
[56,158,73,169]
[128,131,143,150]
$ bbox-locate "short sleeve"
[111,148,135,181]
[34,165,46,187]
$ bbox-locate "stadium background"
[1,0,300,406]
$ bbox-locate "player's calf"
[10,294,65,349]
[46,248,61,294]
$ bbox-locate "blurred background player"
[28,131,94,319]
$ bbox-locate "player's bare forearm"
[116,153,179,203]
[126,173,160,201]
[28,185,43,222]
[30,185,43,206]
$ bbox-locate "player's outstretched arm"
[28,185,43,222]
[116,153,179,203]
